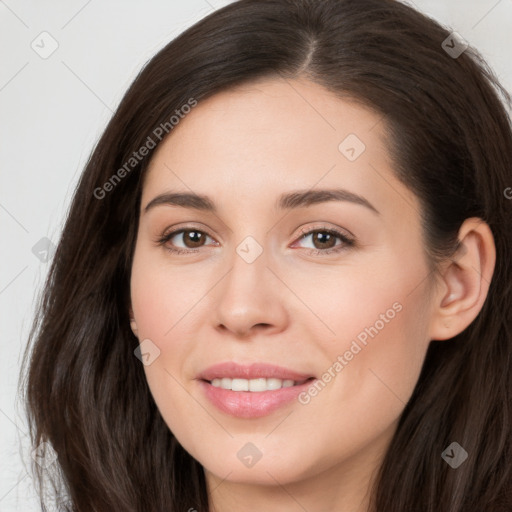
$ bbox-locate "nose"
[212,244,289,339]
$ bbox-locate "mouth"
[197,362,317,418]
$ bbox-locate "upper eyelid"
[161,223,348,236]
[162,225,215,239]
[296,224,353,238]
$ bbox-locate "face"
[130,77,436,489]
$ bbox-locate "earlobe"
[429,218,495,341]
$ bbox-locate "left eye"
[292,228,354,253]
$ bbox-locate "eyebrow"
[144,188,379,215]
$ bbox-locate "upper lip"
[197,362,315,382]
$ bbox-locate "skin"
[129,77,495,512]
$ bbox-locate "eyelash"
[156,225,355,257]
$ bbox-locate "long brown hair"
[19,0,512,510]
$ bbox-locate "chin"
[193,443,319,486]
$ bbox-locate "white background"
[1,0,511,509]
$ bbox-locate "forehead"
[141,77,419,221]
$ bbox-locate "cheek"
[305,268,432,445]
[301,246,432,421]
[130,245,205,341]
[129,245,213,430]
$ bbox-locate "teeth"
[249,378,266,392]
[210,377,299,391]
[232,378,249,391]
[266,378,282,390]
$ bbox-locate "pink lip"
[197,362,313,381]
[197,362,316,418]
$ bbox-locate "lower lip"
[199,379,316,418]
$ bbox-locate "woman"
[20,0,512,510]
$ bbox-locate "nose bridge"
[212,230,288,336]
[223,232,270,305]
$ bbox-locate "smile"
[208,377,310,391]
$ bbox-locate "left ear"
[429,217,496,341]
